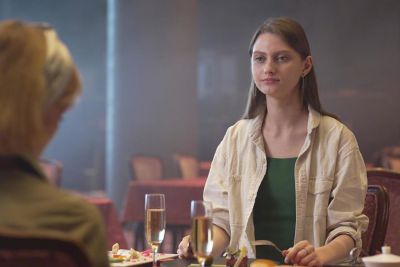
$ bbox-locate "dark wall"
[108,0,199,208]
[2,0,399,209]
[197,0,400,163]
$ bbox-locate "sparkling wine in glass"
[145,193,166,267]
[191,200,213,267]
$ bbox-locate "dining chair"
[385,156,400,172]
[367,168,400,254]
[174,154,199,179]
[361,185,389,256]
[39,158,63,187]
[198,160,212,177]
[380,146,400,171]
[0,228,91,267]
[130,155,163,180]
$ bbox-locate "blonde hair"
[0,20,81,156]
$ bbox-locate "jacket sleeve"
[203,134,231,237]
[325,129,369,251]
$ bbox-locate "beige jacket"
[203,107,368,258]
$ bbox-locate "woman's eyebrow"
[252,49,292,55]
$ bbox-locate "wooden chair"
[198,160,211,177]
[385,156,400,172]
[361,185,389,256]
[130,155,162,180]
[174,154,199,179]
[0,228,91,267]
[380,146,400,171]
[39,159,63,187]
[367,168,400,254]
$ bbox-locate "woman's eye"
[253,56,265,63]
[276,55,289,62]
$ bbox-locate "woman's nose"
[263,61,275,73]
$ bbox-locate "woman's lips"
[261,78,280,84]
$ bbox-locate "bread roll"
[250,259,277,267]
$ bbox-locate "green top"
[253,157,297,263]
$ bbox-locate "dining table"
[158,257,365,267]
[121,177,207,250]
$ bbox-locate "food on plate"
[224,246,248,267]
[249,259,277,267]
[109,243,145,263]
[109,254,126,263]
[111,242,120,254]
[129,248,141,260]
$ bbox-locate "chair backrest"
[381,146,400,171]
[174,154,199,179]
[361,185,389,256]
[131,155,162,180]
[199,160,212,177]
[39,159,63,187]
[367,168,400,254]
[386,156,400,172]
[0,229,91,267]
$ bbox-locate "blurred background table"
[121,177,206,251]
[85,195,128,248]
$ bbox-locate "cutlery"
[251,240,283,254]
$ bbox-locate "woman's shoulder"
[319,115,352,133]
[318,115,359,145]
[226,117,259,137]
[57,191,102,218]
[219,118,258,147]
[39,186,103,224]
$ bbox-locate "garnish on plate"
[224,246,248,267]
[109,243,145,263]
[111,243,120,254]
[129,248,141,260]
[109,254,126,263]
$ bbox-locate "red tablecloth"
[85,196,128,248]
[121,178,206,225]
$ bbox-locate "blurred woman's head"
[0,20,81,157]
[243,17,331,119]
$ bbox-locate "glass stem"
[152,246,157,267]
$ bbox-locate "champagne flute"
[145,193,166,267]
[191,200,213,267]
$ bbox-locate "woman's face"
[251,32,311,102]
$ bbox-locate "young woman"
[178,17,368,266]
[0,20,108,267]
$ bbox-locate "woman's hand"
[283,240,323,267]
[177,235,194,259]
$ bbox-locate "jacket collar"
[248,110,265,150]
[307,106,321,134]
[248,105,321,145]
[0,155,46,180]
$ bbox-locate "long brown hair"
[242,17,337,120]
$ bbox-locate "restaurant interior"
[1,0,400,263]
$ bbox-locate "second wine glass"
[191,200,213,267]
[145,193,166,267]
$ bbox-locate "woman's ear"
[43,105,65,136]
[303,56,313,76]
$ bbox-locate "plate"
[109,249,177,267]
